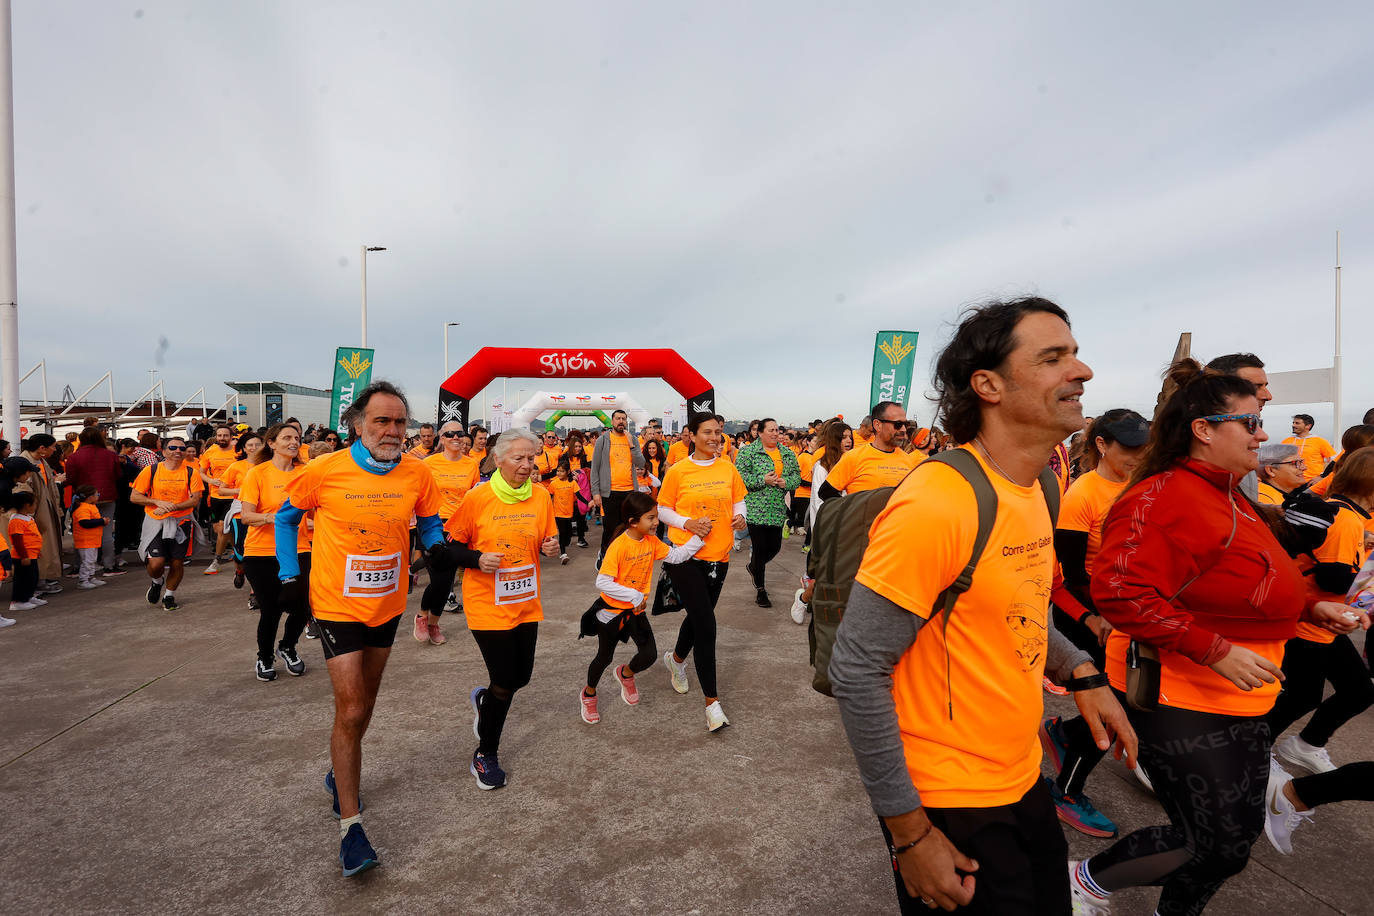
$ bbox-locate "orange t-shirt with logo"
[825,442,914,493]
[8,515,42,559]
[132,462,204,520]
[1058,470,1128,575]
[599,532,671,610]
[549,478,579,518]
[446,483,556,631]
[241,461,313,557]
[667,440,689,467]
[1282,436,1335,480]
[284,450,442,626]
[72,502,104,549]
[424,453,480,520]
[855,446,1054,809]
[657,458,747,563]
[201,444,238,498]
[1293,505,1367,645]
[605,432,633,491]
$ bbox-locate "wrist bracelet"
[887,822,933,856]
[1064,672,1111,692]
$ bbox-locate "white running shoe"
[705,700,730,732]
[443,592,460,613]
[1067,860,1112,914]
[203,560,220,575]
[663,651,689,695]
[29,596,48,606]
[790,588,807,625]
[1275,735,1337,775]
[78,579,108,589]
[1131,761,1154,794]
[0,612,18,624]
[560,553,569,565]
[1263,759,1314,855]
[8,601,36,611]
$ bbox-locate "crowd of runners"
[2,301,1373,913]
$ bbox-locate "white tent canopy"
[509,391,652,429]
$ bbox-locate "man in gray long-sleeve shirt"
[829,297,1137,915]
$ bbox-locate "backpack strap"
[926,450,999,628]
[1038,466,1061,525]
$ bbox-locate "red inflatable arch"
[438,347,714,429]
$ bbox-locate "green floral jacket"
[736,440,802,526]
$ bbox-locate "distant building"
[226,381,331,429]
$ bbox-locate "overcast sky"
[15,1,1374,435]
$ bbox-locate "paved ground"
[2,529,1370,915]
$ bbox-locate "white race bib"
[495,563,537,605]
[343,551,402,598]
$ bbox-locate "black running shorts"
[314,613,403,659]
[209,498,234,524]
[145,520,194,561]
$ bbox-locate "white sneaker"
[78,580,102,589]
[1263,759,1314,855]
[29,596,48,606]
[0,614,14,627]
[444,593,460,613]
[204,560,221,575]
[663,651,689,694]
[1275,735,1337,775]
[7,601,35,612]
[705,700,730,732]
[560,553,569,565]
[790,588,807,625]
[1131,761,1154,794]
[1068,860,1112,915]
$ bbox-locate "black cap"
[1098,413,1150,448]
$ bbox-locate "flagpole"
[0,0,19,444]
[1333,230,1342,433]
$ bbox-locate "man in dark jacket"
[63,428,127,574]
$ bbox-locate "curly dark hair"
[932,297,1070,444]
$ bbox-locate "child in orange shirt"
[549,460,581,565]
[577,491,702,725]
[8,491,43,610]
[71,484,109,589]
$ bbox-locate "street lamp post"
[360,245,386,347]
[443,321,460,378]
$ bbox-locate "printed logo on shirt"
[1005,575,1051,672]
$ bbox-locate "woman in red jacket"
[1066,361,1356,915]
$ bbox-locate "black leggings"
[1050,606,1109,795]
[787,493,808,530]
[555,517,574,553]
[1266,635,1374,747]
[1292,761,1374,808]
[242,554,312,664]
[419,530,458,617]
[586,610,657,689]
[666,559,728,698]
[1086,694,1270,916]
[746,523,782,590]
[598,490,631,560]
[12,562,38,603]
[470,622,538,755]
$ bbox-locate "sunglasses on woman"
[1199,413,1261,434]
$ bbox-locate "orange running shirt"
[599,532,671,610]
[1058,470,1128,576]
[284,450,442,627]
[1257,482,1285,505]
[667,439,689,467]
[468,447,487,467]
[0,529,8,581]
[536,445,564,491]
[240,461,312,557]
[1282,435,1336,480]
[424,453,480,520]
[824,442,914,493]
[8,515,41,559]
[657,458,747,563]
[446,483,556,631]
[72,503,104,549]
[132,463,204,520]
[855,446,1054,809]
[549,477,579,518]
[765,446,784,477]
[201,444,238,498]
[1293,505,1367,645]
[605,432,633,491]
[220,459,250,495]
[796,451,816,498]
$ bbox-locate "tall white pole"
[1333,230,1342,434]
[443,322,449,378]
[0,1,18,445]
[360,244,368,348]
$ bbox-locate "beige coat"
[17,450,63,579]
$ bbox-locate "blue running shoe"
[1039,716,1069,775]
[324,769,365,819]
[471,750,506,790]
[339,822,380,877]
[1046,778,1118,838]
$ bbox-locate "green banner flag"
[330,347,375,431]
[869,331,919,414]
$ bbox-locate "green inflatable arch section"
[546,409,611,428]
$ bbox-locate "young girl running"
[579,491,702,725]
[550,460,580,565]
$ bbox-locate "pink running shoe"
[615,664,640,706]
[580,689,600,724]
[412,613,428,643]
[427,622,446,646]
[1042,676,1069,696]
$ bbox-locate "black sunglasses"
[441,431,466,439]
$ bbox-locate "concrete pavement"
[1,530,1370,915]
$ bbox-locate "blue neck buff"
[350,439,400,476]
